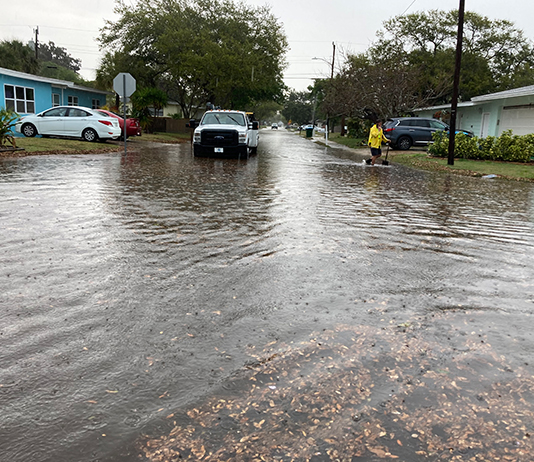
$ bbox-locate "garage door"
[499,107,534,136]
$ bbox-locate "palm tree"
[131,88,168,133]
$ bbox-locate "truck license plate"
[214,147,224,153]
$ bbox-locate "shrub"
[455,133,479,159]
[0,108,19,148]
[428,131,449,157]
[429,130,534,163]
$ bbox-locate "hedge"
[428,130,534,163]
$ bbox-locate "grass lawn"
[3,136,123,156]
[325,133,534,182]
[1,132,191,158]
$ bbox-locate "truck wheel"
[239,146,249,159]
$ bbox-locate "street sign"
[113,72,136,98]
[113,73,137,156]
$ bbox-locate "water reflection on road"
[1,131,533,461]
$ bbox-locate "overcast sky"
[1,0,533,92]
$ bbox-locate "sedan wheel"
[22,123,37,137]
[82,128,98,142]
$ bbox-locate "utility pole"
[326,41,335,143]
[330,41,335,79]
[34,26,39,60]
[447,0,465,166]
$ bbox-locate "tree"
[131,87,169,132]
[0,39,89,85]
[281,91,314,125]
[97,0,288,117]
[0,40,39,74]
[38,41,81,72]
[248,100,282,123]
[375,10,534,100]
[322,9,534,123]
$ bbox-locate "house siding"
[1,74,55,114]
[416,90,534,138]
[0,67,109,116]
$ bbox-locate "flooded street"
[1,130,534,461]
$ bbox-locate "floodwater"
[1,130,534,461]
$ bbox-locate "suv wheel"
[397,136,412,150]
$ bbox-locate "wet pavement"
[1,130,534,461]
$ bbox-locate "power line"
[400,0,417,16]
[0,24,100,33]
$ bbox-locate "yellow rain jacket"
[368,124,389,149]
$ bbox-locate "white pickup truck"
[192,110,259,158]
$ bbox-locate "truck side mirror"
[186,119,197,129]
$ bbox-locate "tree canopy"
[281,90,315,126]
[320,9,534,123]
[38,41,82,72]
[0,39,87,84]
[0,40,40,75]
[97,0,288,117]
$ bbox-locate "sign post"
[113,73,136,155]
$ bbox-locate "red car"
[95,109,141,138]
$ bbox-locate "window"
[404,119,429,128]
[148,107,163,117]
[92,99,100,109]
[52,93,60,107]
[43,107,68,117]
[4,84,35,113]
[429,120,447,130]
[68,95,79,106]
[68,108,89,117]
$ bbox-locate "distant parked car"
[271,123,278,129]
[383,117,474,150]
[95,109,141,138]
[16,106,122,142]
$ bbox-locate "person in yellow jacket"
[366,120,390,165]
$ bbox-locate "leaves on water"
[141,314,534,461]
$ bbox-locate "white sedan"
[16,106,122,142]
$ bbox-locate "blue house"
[0,66,111,116]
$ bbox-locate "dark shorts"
[370,147,382,157]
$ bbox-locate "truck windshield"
[202,113,246,126]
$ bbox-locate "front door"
[37,107,67,135]
[481,113,490,138]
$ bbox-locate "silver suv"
[383,117,473,150]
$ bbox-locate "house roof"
[414,101,476,112]
[0,66,111,95]
[471,85,534,102]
